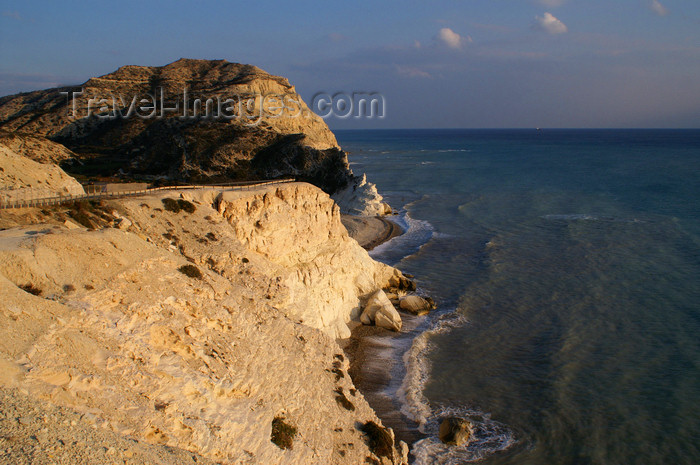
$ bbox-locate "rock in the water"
[438,417,473,446]
[361,289,402,332]
[399,295,432,315]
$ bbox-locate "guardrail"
[0,179,295,210]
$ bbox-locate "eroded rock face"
[0,182,409,464]
[331,174,392,217]
[214,182,400,338]
[0,139,85,202]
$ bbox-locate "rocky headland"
[0,59,390,215]
[0,59,425,465]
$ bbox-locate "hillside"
[0,59,388,214]
[0,183,410,464]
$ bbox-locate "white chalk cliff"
[0,181,410,464]
[332,174,392,217]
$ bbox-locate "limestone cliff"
[0,136,85,202]
[0,182,410,464]
[0,59,387,215]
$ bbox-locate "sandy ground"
[341,215,402,251]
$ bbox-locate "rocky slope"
[0,59,388,214]
[0,131,78,165]
[0,182,411,464]
[0,136,85,203]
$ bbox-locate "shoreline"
[341,214,403,251]
[341,319,426,447]
[341,213,426,447]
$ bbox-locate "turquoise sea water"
[335,129,700,465]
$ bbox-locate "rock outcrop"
[438,417,473,446]
[360,289,403,332]
[0,59,388,215]
[399,295,433,316]
[332,174,392,216]
[0,137,85,203]
[0,181,411,464]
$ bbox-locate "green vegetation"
[161,198,196,214]
[270,416,297,450]
[178,264,203,279]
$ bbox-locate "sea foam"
[398,311,516,464]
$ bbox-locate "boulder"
[375,310,402,332]
[385,292,399,301]
[399,295,432,316]
[386,272,416,292]
[361,289,402,332]
[115,217,132,230]
[438,417,473,446]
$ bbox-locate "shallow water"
[337,129,700,464]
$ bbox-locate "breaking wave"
[398,312,515,464]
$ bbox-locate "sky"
[1,0,700,128]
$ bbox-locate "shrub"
[360,421,393,460]
[19,283,42,296]
[63,284,75,293]
[161,198,196,214]
[161,198,181,213]
[270,416,297,450]
[178,264,202,279]
[177,199,196,214]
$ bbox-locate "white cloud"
[436,27,468,49]
[651,0,669,16]
[534,12,568,35]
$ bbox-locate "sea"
[334,129,700,465]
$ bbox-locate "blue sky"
[1,0,699,128]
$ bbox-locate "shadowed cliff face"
[0,59,352,194]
